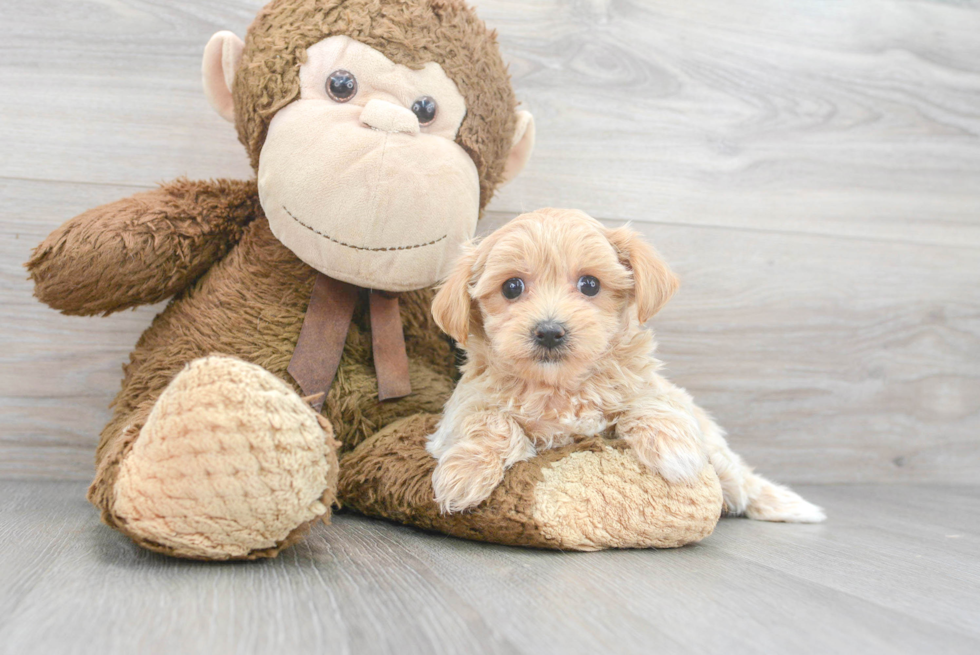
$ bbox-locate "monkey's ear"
[432,246,479,345]
[605,226,679,323]
[499,110,535,186]
[202,31,245,123]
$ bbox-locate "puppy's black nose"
[533,321,567,350]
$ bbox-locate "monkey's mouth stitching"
[282,205,447,252]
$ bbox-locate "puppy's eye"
[411,96,438,125]
[502,277,525,300]
[327,70,357,102]
[577,275,600,297]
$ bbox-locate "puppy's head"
[432,208,678,383]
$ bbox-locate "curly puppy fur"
[428,209,827,523]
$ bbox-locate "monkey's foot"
[112,356,339,560]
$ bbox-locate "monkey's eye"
[411,96,437,125]
[326,70,357,102]
[577,275,600,297]
[502,277,525,300]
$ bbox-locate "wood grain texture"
[1,0,979,483]
[0,481,978,655]
[479,0,980,247]
[2,0,978,244]
[0,0,260,185]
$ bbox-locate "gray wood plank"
[480,0,980,246]
[2,1,979,246]
[711,485,980,638]
[335,510,980,655]
[0,0,261,187]
[0,481,978,655]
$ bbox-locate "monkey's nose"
[533,321,567,350]
[359,99,420,135]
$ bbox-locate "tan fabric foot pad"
[338,414,723,550]
[113,355,339,560]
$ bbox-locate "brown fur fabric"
[339,414,723,550]
[235,0,516,208]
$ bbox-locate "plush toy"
[27,0,723,560]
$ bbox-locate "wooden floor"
[0,481,977,655]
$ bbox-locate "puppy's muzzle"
[532,320,567,351]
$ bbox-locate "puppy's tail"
[738,470,827,523]
[694,407,826,523]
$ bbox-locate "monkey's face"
[257,36,480,291]
[204,8,536,292]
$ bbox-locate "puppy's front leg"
[616,386,707,484]
[431,411,535,514]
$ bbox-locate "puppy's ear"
[605,226,679,323]
[432,245,479,345]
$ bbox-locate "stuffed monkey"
[27,0,722,560]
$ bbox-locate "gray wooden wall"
[1,0,978,483]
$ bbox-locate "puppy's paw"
[652,437,708,484]
[623,414,707,484]
[431,447,505,514]
[745,480,826,523]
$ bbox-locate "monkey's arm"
[27,178,261,316]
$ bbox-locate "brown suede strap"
[288,273,412,412]
[369,291,412,401]
[288,274,358,413]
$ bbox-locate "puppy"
[427,208,825,523]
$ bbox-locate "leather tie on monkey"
[288,272,412,412]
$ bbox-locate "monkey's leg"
[88,355,339,560]
[339,414,724,551]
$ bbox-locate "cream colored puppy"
[428,208,825,523]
